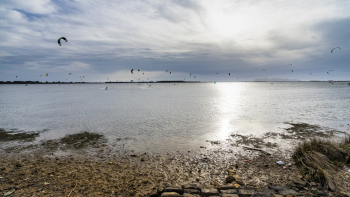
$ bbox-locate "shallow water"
[0,82,349,153]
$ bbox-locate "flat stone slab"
[268,185,289,191]
[184,189,200,194]
[165,186,183,194]
[183,193,200,197]
[256,188,276,195]
[220,189,237,194]
[201,188,219,196]
[182,184,198,189]
[221,194,239,197]
[278,189,298,195]
[238,189,256,196]
[161,192,181,197]
[217,185,235,190]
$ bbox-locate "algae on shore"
[0,128,39,142]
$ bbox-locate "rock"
[140,157,145,162]
[158,185,165,194]
[150,190,158,197]
[292,178,307,188]
[233,184,241,189]
[183,189,200,195]
[214,181,221,187]
[183,194,200,197]
[182,184,198,190]
[220,189,237,194]
[278,189,298,195]
[217,185,235,190]
[165,186,183,194]
[268,185,289,191]
[221,194,239,197]
[201,188,219,196]
[238,189,256,196]
[314,190,329,196]
[232,175,243,185]
[227,169,236,175]
[272,194,284,197]
[225,175,234,183]
[161,192,181,197]
[256,188,276,195]
[130,154,137,157]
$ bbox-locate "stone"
[227,170,236,175]
[233,184,241,189]
[238,189,256,196]
[232,175,244,185]
[292,178,307,187]
[158,185,165,194]
[183,194,200,197]
[160,192,181,197]
[165,186,183,194]
[268,185,289,191]
[220,189,237,194]
[256,188,276,195]
[225,175,234,183]
[214,181,221,187]
[217,185,235,190]
[272,194,284,197]
[278,189,298,195]
[314,190,329,196]
[221,194,239,197]
[183,189,200,195]
[201,188,219,196]
[182,184,198,190]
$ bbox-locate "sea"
[1,82,349,153]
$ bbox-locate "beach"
[1,124,349,197]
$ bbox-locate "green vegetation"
[0,128,39,142]
[293,136,350,193]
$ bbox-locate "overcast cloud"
[1,0,349,82]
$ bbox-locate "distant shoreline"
[1,80,350,84]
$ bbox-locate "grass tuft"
[292,136,350,193]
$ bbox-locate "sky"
[1,0,349,82]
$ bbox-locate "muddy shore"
[0,123,349,196]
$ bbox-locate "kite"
[229,73,230,76]
[331,47,341,53]
[16,76,17,78]
[262,69,265,71]
[40,75,42,77]
[131,69,134,74]
[309,73,312,75]
[166,70,169,72]
[58,37,68,46]
[291,70,293,72]
[46,73,48,76]
[287,64,292,67]
[69,73,72,75]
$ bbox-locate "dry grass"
[292,136,350,194]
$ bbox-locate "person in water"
[105,87,108,90]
